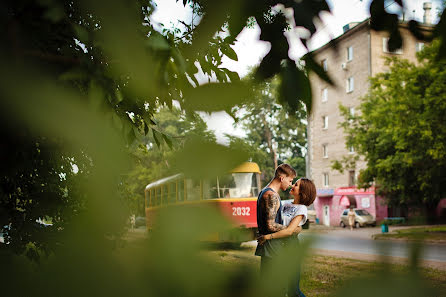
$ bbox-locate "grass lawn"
[207,246,446,297]
[373,226,446,242]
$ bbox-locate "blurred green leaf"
[112,112,123,131]
[172,138,248,179]
[59,68,88,82]
[303,53,334,86]
[162,133,173,149]
[183,82,253,112]
[73,24,90,43]
[278,59,312,113]
[221,44,238,61]
[145,32,170,51]
[152,129,161,147]
[43,4,65,22]
[144,122,149,135]
[223,68,240,82]
[115,89,124,104]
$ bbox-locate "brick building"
[306,16,433,226]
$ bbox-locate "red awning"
[339,195,350,206]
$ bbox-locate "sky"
[151,0,443,144]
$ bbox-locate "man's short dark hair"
[274,163,296,179]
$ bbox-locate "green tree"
[232,76,307,184]
[120,106,216,216]
[336,40,446,221]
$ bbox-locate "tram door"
[323,205,330,226]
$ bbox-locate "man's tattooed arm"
[262,191,286,232]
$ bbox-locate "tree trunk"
[262,115,278,169]
[425,202,438,224]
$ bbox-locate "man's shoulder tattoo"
[261,191,285,232]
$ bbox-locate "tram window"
[148,189,153,207]
[251,173,260,197]
[162,185,168,205]
[202,180,211,200]
[186,179,201,201]
[218,174,235,198]
[209,178,219,198]
[169,182,176,204]
[155,187,161,206]
[218,173,254,198]
[178,180,185,202]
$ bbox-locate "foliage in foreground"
[0,0,444,296]
[211,245,446,297]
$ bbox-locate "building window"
[416,42,425,52]
[348,170,355,187]
[346,77,354,93]
[322,144,328,158]
[349,107,355,123]
[383,37,403,54]
[322,88,328,102]
[323,173,329,187]
[349,145,355,154]
[321,59,327,71]
[347,46,353,61]
[322,116,328,129]
[349,107,355,116]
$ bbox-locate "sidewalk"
[304,224,381,240]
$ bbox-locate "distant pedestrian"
[348,207,355,231]
[130,214,136,231]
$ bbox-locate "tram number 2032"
[232,207,251,216]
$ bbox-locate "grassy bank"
[373,226,446,242]
[208,247,446,297]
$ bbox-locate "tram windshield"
[214,172,260,198]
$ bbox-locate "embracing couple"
[255,164,316,297]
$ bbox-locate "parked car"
[0,225,11,244]
[134,216,146,228]
[340,208,376,228]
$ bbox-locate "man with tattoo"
[255,164,301,279]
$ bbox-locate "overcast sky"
[151,0,443,144]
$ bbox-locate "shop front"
[314,187,388,226]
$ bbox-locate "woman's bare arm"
[257,215,303,245]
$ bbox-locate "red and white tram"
[144,162,261,239]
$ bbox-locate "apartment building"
[307,9,433,226]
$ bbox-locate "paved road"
[300,232,446,262]
[243,226,446,264]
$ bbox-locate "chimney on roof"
[423,2,432,24]
[342,22,359,33]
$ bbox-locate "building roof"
[309,18,370,56]
[308,18,434,56]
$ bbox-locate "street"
[242,225,446,270]
[302,232,446,262]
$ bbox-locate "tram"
[144,162,261,239]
